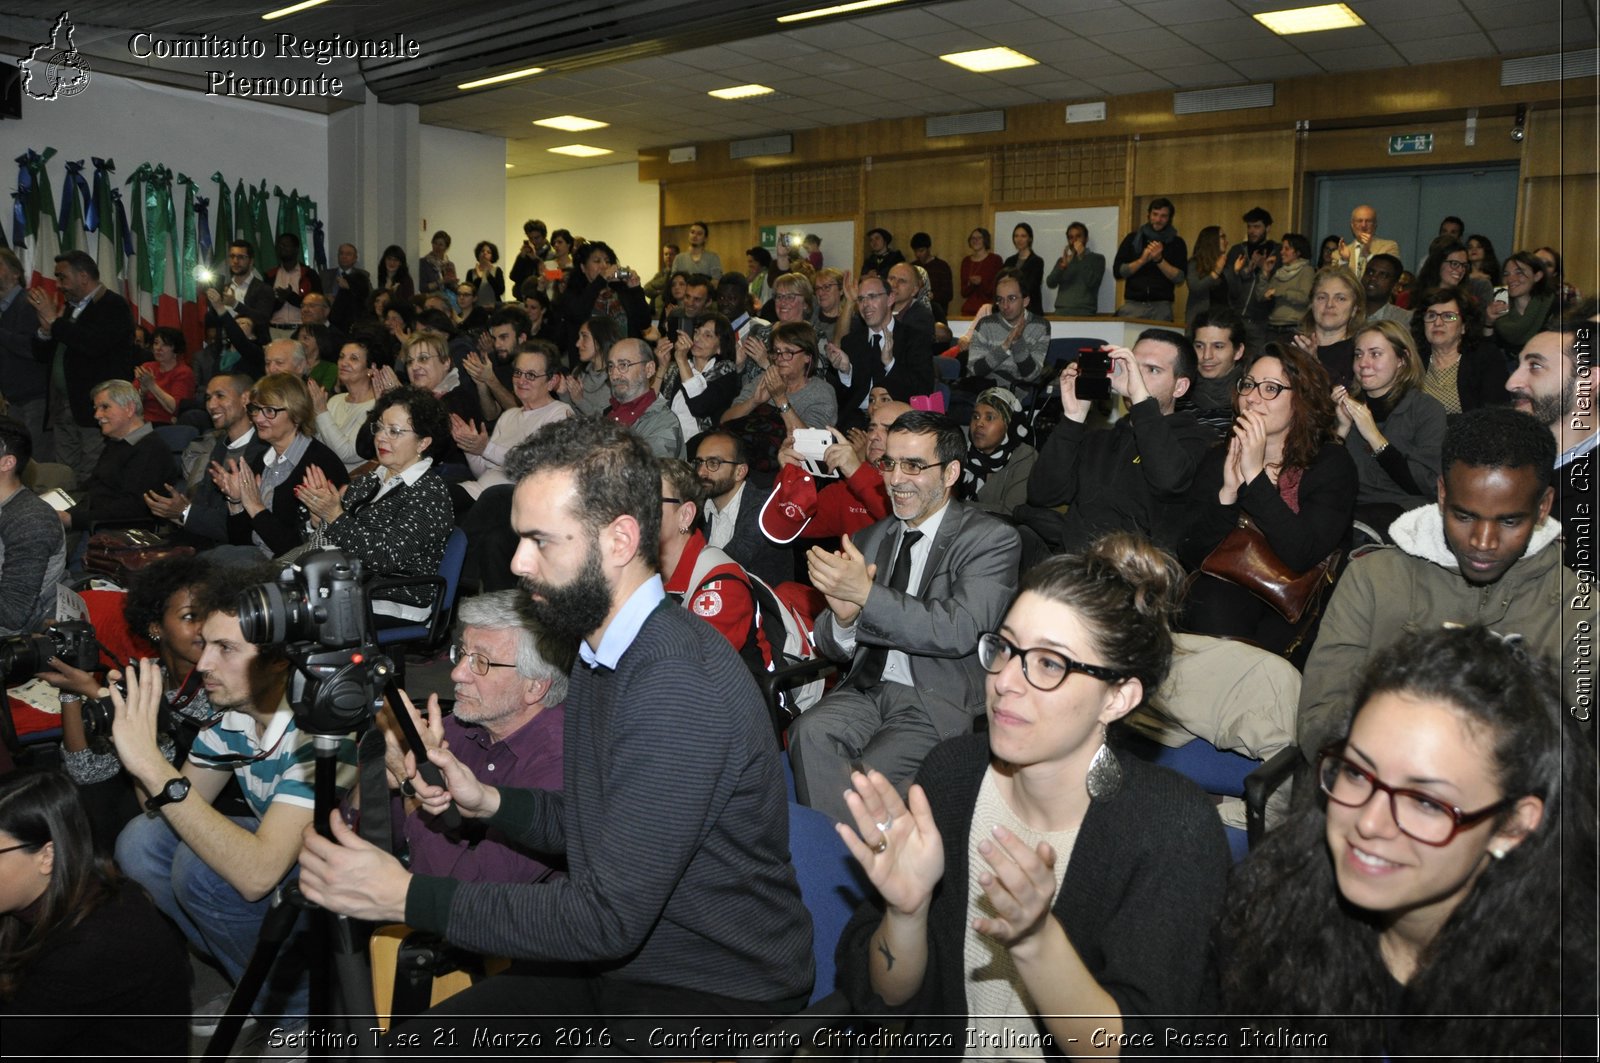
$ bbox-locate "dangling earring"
[1086,724,1122,800]
[1489,847,1507,860]
[148,630,162,645]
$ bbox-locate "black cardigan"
[225,436,350,557]
[837,733,1230,1047]
[1420,338,1511,412]
[1179,440,1357,573]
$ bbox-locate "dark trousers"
[388,971,800,1059]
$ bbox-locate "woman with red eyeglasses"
[1218,626,1595,1058]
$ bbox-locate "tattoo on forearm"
[877,937,895,970]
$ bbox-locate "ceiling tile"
[900,30,1001,56]
[723,35,818,61]
[1485,23,1567,51]
[1350,0,1472,22]
[1161,63,1247,88]
[1310,44,1411,71]
[1070,54,1142,77]
[1367,17,1455,43]
[784,23,887,48]
[1011,0,1124,14]
[1242,55,1327,79]
[1024,77,1100,98]
[1088,71,1174,95]
[1289,27,1388,53]
[1395,32,1498,63]
[1090,27,1189,53]
[836,40,929,65]
[1125,0,1242,25]
[1050,7,1156,33]
[928,0,1039,25]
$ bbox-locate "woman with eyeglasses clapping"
[296,387,452,626]
[1178,343,1356,659]
[834,533,1229,1051]
[211,372,348,560]
[1218,626,1596,1058]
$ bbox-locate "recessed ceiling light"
[458,66,546,91]
[505,163,515,169]
[547,144,613,158]
[708,84,774,100]
[777,0,904,23]
[534,115,610,132]
[939,47,1038,74]
[1254,4,1365,35]
[262,0,330,19]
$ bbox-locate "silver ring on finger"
[874,815,893,833]
[874,838,888,854]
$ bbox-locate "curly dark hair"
[1408,284,1484,356]
[122,555,214,645]
[503,417,661,571]
[1240,343,1339,470]
[1441,405,1556,493]
[193,562,290,666]
[369,386,449,460]
[1217,626,1596,1057]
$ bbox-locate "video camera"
[0,620,98,686]
[238,549,390,735]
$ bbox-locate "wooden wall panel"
[1132,130,1296,196]
[868,204,981,283]
[1520,173,1598,303]
[662,220,751,272]
[662,177,751,226]
[1524,104,1598,177]
[867,156,985,211]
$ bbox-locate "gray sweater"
[0,485,66,636]
[407,601,814,1004]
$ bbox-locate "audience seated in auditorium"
[860,227,905,281]
[1296,406,1593,759]
[358,331,481,482]
[957,268,1050,391]
[769,399,907,542]
[1185,309,1247,435]
[1223,206,1279,352]
[1333,204,1401,278]
[960,227,1003,316]
[134,326,197,426]
[310,336,382,472]
[909,232,953,315]
[1256,233,1314,345]
[1184,224,1230,328]
[418,230,457,297]
[1507,326,1596,574]
[0,416,66,637]
[60,379,179,540]
[691,429,792,589]
[1336,321,1448,530]
[562,314,620,419]
[321,242,372,333]
[791,412,1020,823]
[1179,344,1355,658]
[1301,265,1367,389]
[455,341,573,503]
[604,336,684,459]
[1487,251,1559,357]
[561,240,650,349]
[961,387,1036,518]
[1362,253,1410,327]
[1220,626,1593,1059]
[720,321,838,456]
[267,232,321,334]
[212,372,348,560]
[657,312,741,441]
[147,371,269,547]
[670,220,722,281]
[1020,330,1213,565]
[382,591,572,884]
[1411,286,1508,414]
[834,533,1229,1050]
[297,387,453,625]
[1001,223,1046,317]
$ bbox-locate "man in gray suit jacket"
[791,411,1021,822]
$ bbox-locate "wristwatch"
[145,776,192,812]
[775,401,793,414]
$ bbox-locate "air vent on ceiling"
[1501,49,1598,85]
[729,134,793,160]
[926,110,1006,138]
[1173,83,1275,115]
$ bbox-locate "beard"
[519,542,613,640]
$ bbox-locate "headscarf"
[961,387,1031,495]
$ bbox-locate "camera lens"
[0,633,52,686]
[80,696,114,739]
[237,582,305,645]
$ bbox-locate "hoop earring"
[1086,725,1122,800]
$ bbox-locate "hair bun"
[1084,532,1184,625]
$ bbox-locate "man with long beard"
[299,416,813,1046]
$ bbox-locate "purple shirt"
[405,702,566,884]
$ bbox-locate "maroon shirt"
[405,703,566,883]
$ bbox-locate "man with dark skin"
[1362,254,1409,326]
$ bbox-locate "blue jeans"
[116,812,312,1023]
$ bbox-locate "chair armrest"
[1244,745,1301,849]
[757,657,837,742]
[367,574,447,643]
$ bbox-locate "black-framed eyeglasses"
[977,632,1130,692]
[1316,749,1514,846]
[1441,259,1469,271]
[661,496,685,506]
[511,369,549,381]
[874,456,943,475]
[246,403,287,419]
[1423,311,1462,323]
[772,346,807,362]
[690,457,742,471]
[606,358,647,375]
[1237,377,1292,399]
[0,842,37,857]
[449,643,518,677]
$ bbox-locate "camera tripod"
[204,657,458,1062]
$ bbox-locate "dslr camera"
[0,620,99,686]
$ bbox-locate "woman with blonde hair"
[812,267,854,346]
[1298,265,1367,389]
[1335,319,1448,530]
[211,372,348,558]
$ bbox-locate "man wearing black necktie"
[319,242,372,332]
[791,412,1020,823]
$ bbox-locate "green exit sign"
[1388,133,1434,155]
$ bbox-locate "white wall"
[505,161,659,279]
[2,68,330,261]
[418,124,508,277]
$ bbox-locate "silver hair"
[92,378,141,411]
[456,590,571,703]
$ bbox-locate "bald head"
[264,339,307,377]
[1350,205,1377,238]
[887,262,919,313]
[866,400,914,462]
[606,337,655,404]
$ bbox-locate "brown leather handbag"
[84,529,196,585]
[1199,515,1340,622]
